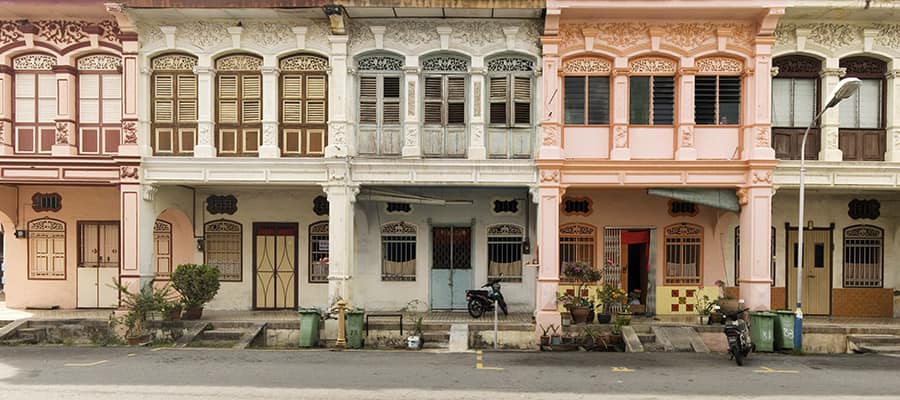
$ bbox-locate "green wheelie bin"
[749,311,776,352]
[773,310,795,350]
[298,308,321,348]
[346,309,365,349]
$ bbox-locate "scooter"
[466,276,508,318]
[717,301,754,366]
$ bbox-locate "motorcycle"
[717,301,754,366]
[466,276,508,318]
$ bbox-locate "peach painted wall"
[153,207,198,283]
[564,127,609,158]
[629,127,675,159]
[3,185,120,309]
[694,127,740,160]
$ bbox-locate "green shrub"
[171,264,221,310]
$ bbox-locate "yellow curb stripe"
[611,367,635,372]
[64,360,108,367]
[754,366,798,374]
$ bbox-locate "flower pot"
[181,307,203,320]
[550,335,562,345]
[166,309,182,321]
[540,335,550,346]
[569,306,592,324]
[407,335,423,350]
[698,314,710,325]
[126,334,151,346]
[596,313,612,324]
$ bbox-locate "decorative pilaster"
[468,62,487,160]
[535,169,562,335]
[0,66,11,155]
[51,65,77,156]
[885,69,900,162]
[325,35,349,158]
[818,64,845,161]
[118,32,140,156]
[539,36,563,160]
[193,64,216,158]
[675,65,697,160]
[611,60,630,160]
[323,166,358,306]
[402,62,421,158]
[748,39,776,160]
[738,183,773,311]
[119,174,157,292]
[259,66,281,158]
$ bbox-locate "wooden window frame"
[13,54,57,155]
[487,224,524,283]
[215,55,262,157]
[837,56,887,161]
[628,75,676,126]
[154,220,173,278]
[664,223,703,286]
[308,221,329,284]
[27,218,67,280]
[77,58,122,156]
[563,75,611,126]
[151,54,198,156]
[357,72,402,156]
[559,223,597,280]
[842,225,883,288]
[381,222,417,282]
[280,69,328,157]
[771,55,822,160]
[204,219,243,282]
[694,75,742,126]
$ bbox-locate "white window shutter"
[218,75,238,98]
[858,79,881,129]
[771,78,791,127]
[155,75,174,98]
[306,76,326,99]
[792,79,816,128]
[38,74,57,98]
[38,99,56,123]
[15,73,36,98]
[242,75,261,99]
[102,74,122,100]
[102,99,122,123]
[177,75,197,99]
[282,76,302,98]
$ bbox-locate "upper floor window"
[695,57,743,126]
[839,57,885,129]
[562,56,611,125]
[356,54,403,156]
[629,57,676,125]
[280,54,328,157]
[422,54,469,157]
[151,54,198,156]
[843,225,883,288]
[77,54,122,155]
[664,223,702,285]
[216,54,262,156]
[772,55,820,128]
[486,56,534,159]
[13,54,57,154]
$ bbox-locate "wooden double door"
[787,228,833,315]
[77,222,120,308]
[253,223,298,310]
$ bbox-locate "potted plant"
[112,279,165,345]
[580,325,607,351]
[403,299,426,350]
[549,324,562,345]
[558,262,601,324]
[628,289,645,315]
[161,300,183,321]
[539,324,552,346]
[697,294,717,325]
[595,283,627,324]
[171,264,221,320]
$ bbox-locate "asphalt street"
[0,346,897,399]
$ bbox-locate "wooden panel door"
[787,229,832,315]
[77,222,120,308]
[253,223,298,310]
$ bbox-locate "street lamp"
[794,77,860,350]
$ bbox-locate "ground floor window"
[487,224,524,282]
[381,222,416,281]
[559,224,596,279]
[204,219,242,281]
[28,218,66,279]
[843,225,883,288]
[154,220,173,277]
[309,221,329,283]
[664,223,702,285]
[734,226,776,286]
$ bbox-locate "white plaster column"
[325,35,349,158]
[119,179,157,292]
[259,65,281,158]
[738,184,773,311]
[748,40,776,160]
[137,61,153,157]
[401,61,421,158]
[323,175,357,305]
[539,37,563,160]
[0,66,12,155]
[534,172,562,334]
[51,65,78,156]
[675,64,697,160]
[610,58,630,160]
[193,62,216,158]
[468,60,487,160]
[885,68,900,162]
[818,62,845,161]
[118,34,140,156]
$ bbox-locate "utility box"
[749,311,776,352]
[298,308,321,348]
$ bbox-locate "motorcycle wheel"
[468,300,485,318]
[731,344,745,366]
[499,300,508,316]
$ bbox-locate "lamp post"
[795,77,860,351]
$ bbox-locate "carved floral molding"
[280,55,328,72]
[629,57,677,74]
[0,19,121,46]
[696,57,743,73]
[216,55,263,71]
[775,22,900,51]
[151,54,198,71]
[562,56,611,74]
[77,55,121,71]
[13,54,55,71]
[559,22,754,53]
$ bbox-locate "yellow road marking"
[150,348,165,352]
[127,353,136,357]
[754,366,798,374]
[611,367,635,372]
[474,351,504,371]
[64,360,108,367]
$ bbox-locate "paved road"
[0,347,897,399]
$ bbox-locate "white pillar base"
[51,143,77,156]
[194,144,216,158]
[402,146,421,158]
[675,147,697,160]
[468,146,486,160]
[258,144,281,158]
[610,148,631,160]
[819,148,843,162]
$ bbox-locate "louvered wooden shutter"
[241,75,261,123]
[154,75,174,123]
[446,76,465,125]
[14,73,36,123]
[102,74,122,123]
[37,74,56,123]
[587,76,609,125]
[177,74,197,122]
[651,76,675,125]
[382,76,401,125]
[359,76,377,124]
[717,76,741,125]
[79,74,101,123]
[489,76,507,125]
[306,75,326,124]
[218,75,239,123]
[281,75,303,124]
[513,76,531,125]
[564,76,585,125]
[694,76,717,125]
[424,76,443,125]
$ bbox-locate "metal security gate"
[431,226,471,310]
[253,223,298,310]
[77,222,120,308]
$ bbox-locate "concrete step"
[16,327,46,342]
[859,345,900,354]
[200,329,245,341]
[637,334,656,344]
[423,340,449,349]
[1,338,37,346]
[422,332,450,342]
[849,335,900,354]
[850,335,900,345]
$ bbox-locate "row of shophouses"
[1,0,899,328]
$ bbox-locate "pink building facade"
[535,0,785,330]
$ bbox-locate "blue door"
[431,227,472,310]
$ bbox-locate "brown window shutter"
[282,75,303,98]
[155,100,174,123]
[489,76,508,125]
[177,75,197,99]
[306,76,326,99]
[513,76,532,125]
[155,75,173,98]
[447,77,466,125]
[359,76,377,123]
[242,100,261,123]
[283,100,302,124]
[382,76,401,125]
[218,75,238,98]
[424,76,443,125]
[242,75,261,99]
[177,100,197,122]
[306,102,326,124]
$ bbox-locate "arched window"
[664,223,703,285]
[13,54,57,154]
[153,220,173,277]
[629,57,677,126]
[357,54,403,156]
[381,222,416,281]
[486,55,534,158]
[559,224,596,277]
[843,225,883,288]
[487,224,524,282]
[562,56,611,126]
[694,56,743,126]
[151,54,198,156]
[215,54,262,156]
[77,54,122,155]
[838,56,886,161]
[204,219,242,281]
[421,54,469,157]
[279,54,328,157]
[308,221,329,283]
[28,218,66,279]
[772,55,822,160]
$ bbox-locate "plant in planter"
[548,324,562,345]
[112,279,166,345]
[580,325,607,351]
[539,324,552,346]
[697,294,718,325]
[595,283,627,324]
[171,264,221,320]
[559,262,601,324]
[402,299,426,350]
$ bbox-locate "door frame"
[76,220,121,309]
[784,223,834,315]
[429,223,474,311]
[251,222,299,310]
